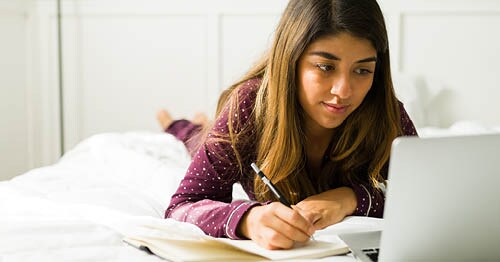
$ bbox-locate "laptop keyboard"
[362,248,380,262]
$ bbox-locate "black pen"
[251,162,291,207]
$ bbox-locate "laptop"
[339,134,500,261]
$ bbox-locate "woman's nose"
[330,74,352,99]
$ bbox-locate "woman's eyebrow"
[356,56,377,63]
[309,51,340,60]
[309,51,377,63]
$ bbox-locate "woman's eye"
[354,68,373,75]
[316,64,334,72]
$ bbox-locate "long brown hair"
[207,0,402,204]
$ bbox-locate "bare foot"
[157,109,173,130]
[192,112,210,127]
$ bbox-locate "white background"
[1,0,500,180]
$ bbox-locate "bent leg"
[158,110,205,157]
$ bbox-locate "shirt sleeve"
[165,79,262,239]
[350,102,418,218]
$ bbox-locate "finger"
[260,214,310,243]
[270,203,315,239]
[312,219,329,230]
[313,212,344,230]
[256,226,295,250]
[291,205,322,225]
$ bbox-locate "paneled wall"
[1,0,500,180]
[52,0,286,153]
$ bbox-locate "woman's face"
[297,32,377,136]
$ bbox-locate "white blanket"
[0,132,193,261]
[0,132,384,261]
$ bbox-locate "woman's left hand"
[294,187,357,230]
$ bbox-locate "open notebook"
[123,219,349,261]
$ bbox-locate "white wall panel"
[401,13,500,126]
[221,14,280,89]
[62,15,208,149]
[55,0,288,150]
[0,6,30,180]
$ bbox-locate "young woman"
[163,0,418,250]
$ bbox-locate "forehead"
[305,33,376,57]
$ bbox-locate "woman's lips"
[322,102,349,113]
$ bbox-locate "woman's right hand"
[237,202,316,250]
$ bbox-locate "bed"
[1,124,499,261]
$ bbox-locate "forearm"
[310,187,357,217]
[295,187,357,229]
[166,197,261,239]
[351,183,385,217]
[164,144,259,239]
